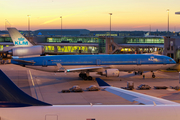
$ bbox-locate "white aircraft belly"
[26,64,175,72]
[0,105,179,120]
[116,64,175,71]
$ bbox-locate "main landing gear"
[134,71,143,75]
[79,73,93,80]
[135,71,156,78]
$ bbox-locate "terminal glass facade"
[0,36,163,54]
[125,37,164,44]
[0,45,3,51]
[47,37,100,43]
[44,45,98,53]
[45,37,105,53]
[0,37,12,42]
[0,45,11,51]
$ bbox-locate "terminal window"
[127,38,164,44]
[47,37,100,43]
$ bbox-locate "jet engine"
[101,69,120,77]
[8,45,44,56]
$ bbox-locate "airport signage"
[15,37,28,45]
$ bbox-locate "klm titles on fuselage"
[15,37,28,45]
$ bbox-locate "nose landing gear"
[152,72,155,78]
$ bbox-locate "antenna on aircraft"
[5,19,11,30]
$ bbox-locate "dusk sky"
[1,0,180,31]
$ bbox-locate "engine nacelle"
[8,45,44,56]
[102,69,120,77]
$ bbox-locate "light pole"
[27,15,30,40]
[175,11,180,35]
[109,13,112,40]
[60,16,62,37]
[175,11,180,80]
[167,9,169,37]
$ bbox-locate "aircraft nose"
[172,59,176,64]
[170,59,176,64]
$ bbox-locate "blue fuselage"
[11,54,176,66]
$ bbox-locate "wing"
[66,66,109,72]
[96,78,179,105]
[56,63,109,72]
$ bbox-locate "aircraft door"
[43,60,47,67]
[96,59,101,65]
[137,59,141,65]
[45,114,58,120]
[31,60,34,65]
[163,58,167,65]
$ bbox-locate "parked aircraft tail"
[7,28,33,47]
[0,70,51,107]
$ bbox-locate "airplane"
[144,32,164,38]
[0,70,180,120]
[175,12,180,14]
[11,54,176,80]
[0,28,44,58]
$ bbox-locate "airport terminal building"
[0,36,164,54]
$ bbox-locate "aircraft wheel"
[152,75,155,78]
[87,76,92,80]
[79,73,83,78]
[81,74,87,80]
[83,76,88,80]
[134,72,137,75]
[79,73,85,78]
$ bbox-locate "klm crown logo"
[15,37,28,45]
[148,56,158,62]
[18,37,25,41]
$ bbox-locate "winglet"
[0,69,51,107]
[96,78,110,88]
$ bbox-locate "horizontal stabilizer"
[12,59,35,64]
[0,70,51,107]
[56,63,65,71]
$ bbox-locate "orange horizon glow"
[1,0,180,31]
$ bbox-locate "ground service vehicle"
[86,85,100,91]
[69,85,83,92]
[138,84,151,90]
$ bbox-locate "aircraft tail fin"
[96,78,111,88]
[7,27,33,47]
[0,69,51,107]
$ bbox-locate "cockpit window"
[169,59,172,61]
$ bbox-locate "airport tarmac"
[1,64,180,105]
